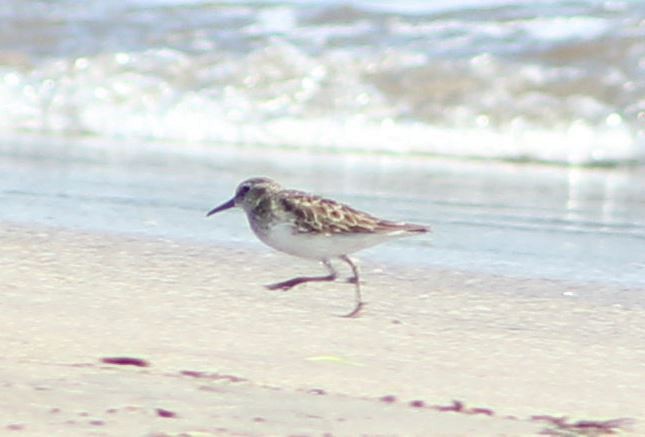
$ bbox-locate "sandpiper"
[206,177,429,317]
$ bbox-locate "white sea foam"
[0,0,643,165]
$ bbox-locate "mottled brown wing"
[278,190,429,235]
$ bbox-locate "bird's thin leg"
[265,260,337,291]
[338,255,364,318]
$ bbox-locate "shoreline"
[1,223,644,435]
[3,135,645,291]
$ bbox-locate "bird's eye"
[238,185,251,196]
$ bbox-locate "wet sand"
[1,223,643,435]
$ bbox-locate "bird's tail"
[378,220,431,234]
[401,223,431,233]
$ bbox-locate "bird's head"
[206,177,281,216]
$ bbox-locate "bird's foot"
[265,280,299,291]
[265,274,336,291]
[338,301,366,318]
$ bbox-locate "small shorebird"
[206,177,429,317]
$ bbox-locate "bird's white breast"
[249,220,391,260]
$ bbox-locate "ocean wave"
[0,0,643,165]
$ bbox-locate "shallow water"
[2,136,644,291]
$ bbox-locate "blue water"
[2,136,644,291]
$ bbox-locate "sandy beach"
[1,223,643,435]
[2,0,645,434]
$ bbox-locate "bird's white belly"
[252,222,386,260]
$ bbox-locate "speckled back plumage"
[275,190,428,235]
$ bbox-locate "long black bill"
[206,198,235,217]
